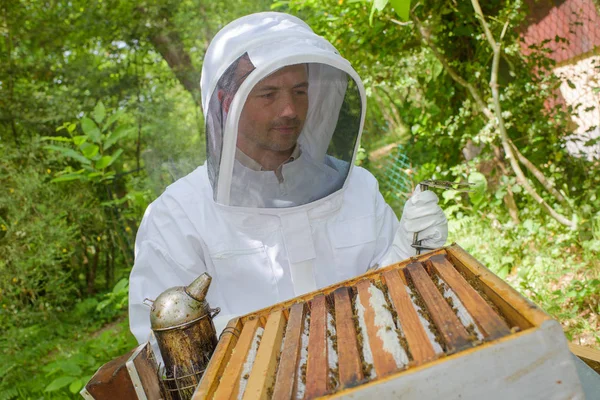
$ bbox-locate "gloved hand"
[398,186,448,256]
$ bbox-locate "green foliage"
[96,278,129,314]
[371,0,411,23]
[44,101,133,183]
[0,276,133,399]
[448,208,600,345]
[0,140,80,323]
[0,311,136,399]
[1,2,599,399]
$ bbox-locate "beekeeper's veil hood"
[201,12,366,209]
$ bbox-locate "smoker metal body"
[81,274,220,400]
[148,273,220,399]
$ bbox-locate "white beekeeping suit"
[129,12,447,348]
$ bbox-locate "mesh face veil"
[201,13,366,208]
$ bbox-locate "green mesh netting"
[377,145,413,212]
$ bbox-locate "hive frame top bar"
[236,243,550,329]
[194,243,582,400]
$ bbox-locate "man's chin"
[263,140,297,153]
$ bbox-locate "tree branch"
[4,3,20,147]
[137,6,201,106]
[507,138,569,207]
[410,11,494,120]
[373,87,404,133]
[408,4,574,227]
[493,145,520,224]
[470,0,574,227]
[149,30,201,106]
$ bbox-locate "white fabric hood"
[200,12,367,208]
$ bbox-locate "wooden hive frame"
[193,244,584,400]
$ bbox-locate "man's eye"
[295,90,307,96]
[259,92,275,99]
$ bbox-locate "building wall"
[521,0,600,159]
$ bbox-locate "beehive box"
[192,244,584,400]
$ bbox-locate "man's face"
[236,64,309,163]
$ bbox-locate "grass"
[0,297,136,400]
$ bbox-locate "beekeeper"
[129,12,448,345]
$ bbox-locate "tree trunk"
[138,7,202,106]
[87,246,99,295]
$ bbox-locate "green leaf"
[107,148,123,167]
[40,136,72,143]
[93,101,106,124]
[496,266,508,279]
[389,0,411,21]
[55,122,77,134]
[373,0,389,11]
[370,0,388,25]
[73,135,87,146]
[442,189,460,204]
[104,125,133,150]
[45,376,76,392]
[81,117,101,143]
[494,187,507,200]
[102,170,116,180]
[44,145,92,165]
[501,255,515,265]
[468,172,487,206]
[112,278,128,294]
[95,155,112,170]
[96,298,111,311]
[58,360,82,376]
[51,173,85,183]
[102,109,124,131]
[80,142,100,159]
[270,1,288,10]
[0,363,16,379]
[69,378,83,394]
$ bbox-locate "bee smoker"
[145,273,220,400]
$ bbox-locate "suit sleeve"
[371,178,413,269]
[128,193,210,346]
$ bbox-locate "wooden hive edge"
[321,324,549,399]
[202,244,557,399]
[238,248,449,324]
[243,310,287,400]
[445,243,552,330]
[424,254,511,341]
[568,343,600,375]
[192,317,243,400]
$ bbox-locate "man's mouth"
[272,125,298,133]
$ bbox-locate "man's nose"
[279,92,298,118]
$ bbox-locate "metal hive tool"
[192,244,584,400]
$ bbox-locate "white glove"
[398,186,448,256]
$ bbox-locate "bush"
[0,139,82,325]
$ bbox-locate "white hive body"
[193,245,585,400]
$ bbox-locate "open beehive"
[192,244,584,400]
